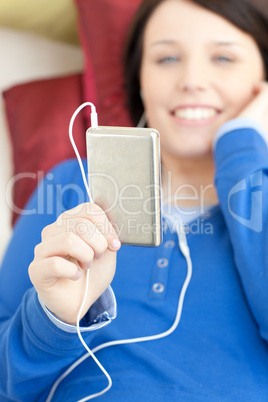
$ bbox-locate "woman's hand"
[238,81,268,137]
[28,203,121,325]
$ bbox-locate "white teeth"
[174,108,217,120]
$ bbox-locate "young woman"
[1,0,268,400]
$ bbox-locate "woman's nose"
[177,61,210,92]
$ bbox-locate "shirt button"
[164,240,176,249]
[153,283,165,293]
[157,258,168,268]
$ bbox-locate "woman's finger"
[34,231,95,269]
[43,203,121,252]
[29,256,82,285]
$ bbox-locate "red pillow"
[75,0,142,127]
[3,73,91,225]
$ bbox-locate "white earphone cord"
[46,103,192,402]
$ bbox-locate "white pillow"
[0,28,84,263]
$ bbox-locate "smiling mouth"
[173,107,218,121]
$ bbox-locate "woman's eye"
[214,55,234,63]
[157,56,179,64]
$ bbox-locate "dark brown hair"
[124,0,268,126]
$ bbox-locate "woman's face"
[140,0,265,160]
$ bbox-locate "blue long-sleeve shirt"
[0,120,268,401]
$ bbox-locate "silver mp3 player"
[86,126,162,246]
